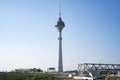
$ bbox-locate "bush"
[105,76,120,80]
[0,72,59,80]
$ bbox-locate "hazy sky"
[0,0,120,71]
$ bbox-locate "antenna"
[59,0,61,17]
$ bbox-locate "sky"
[0,0,120,71]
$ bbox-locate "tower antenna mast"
[59,0,61,17]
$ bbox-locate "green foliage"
[0,72,33,80]
[105,76,120,80]
[0,72,60,80]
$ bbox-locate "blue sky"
[0,0,120,71]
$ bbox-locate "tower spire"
[59,0,61,17]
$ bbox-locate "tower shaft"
[58,31,63,72]
[55,16,65,73]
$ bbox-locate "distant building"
[15,68,43,73]
[47,67,56,73]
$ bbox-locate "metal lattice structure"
[78,63,120,71]
[78,63,120,79]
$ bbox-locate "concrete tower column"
[58,31,63,72]
[55,17,65,72]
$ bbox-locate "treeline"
[0,72,63,80]
[105,76,120,80]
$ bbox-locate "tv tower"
[55,1,65,72]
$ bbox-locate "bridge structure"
[78,63,120,79]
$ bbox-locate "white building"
[47,67,56,73]
[15,68,43,73]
